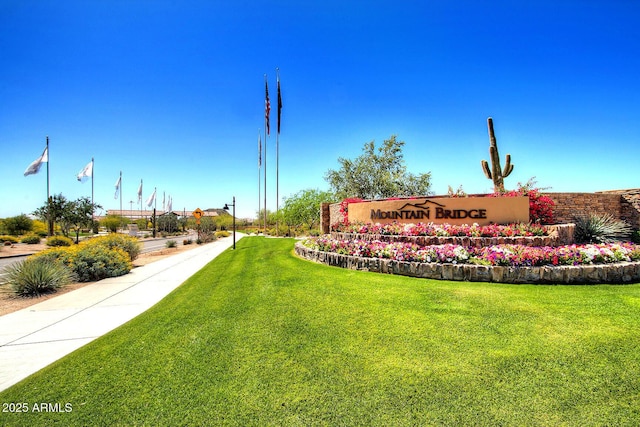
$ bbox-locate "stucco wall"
[321,190,640,233]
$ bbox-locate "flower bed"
[305,237,640,266]
[296,237,640,284]
[331,232,558,248]
[333,221,550,237]
[332,222,576,246]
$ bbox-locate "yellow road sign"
[192,208,204,219]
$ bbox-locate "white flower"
[453,246,470,261]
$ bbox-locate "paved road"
[0,232,198,279]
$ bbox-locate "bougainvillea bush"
[332,221,549,237]
[489,179,555,224]
[337,198,364,227]
[302,236,640,267]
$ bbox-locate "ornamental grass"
[1,257,77,296]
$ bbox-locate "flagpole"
[276,68,281,236]
[258,129,261,230]
[264,74,269,233]
[119,171,123,219]
[153,187,157,238]
[46,136,52,236]
[46,136,50,201]
[91,157,95,223]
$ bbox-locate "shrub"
[183,239,193,245]
[33,237,136,282]
[0,235,20,244]
[21,234,41,244]
[101,215,127,233]
[574,213,633,244]
[31,247,77,267]
[158,214,179,233]
[71,245,132,282]
[47,235,74,247]
[633,230,640,244]
[82,234,141,261]
[3,214,33,236]
[32,220,48,237]
[196,231,217,244]
[1,257,76,296]
[489,179,555,224]
[339,198,365,227]
[33,245,132,282]
[166,240,177,248]
[215,230,230,238]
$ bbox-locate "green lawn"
[2,237,640,426]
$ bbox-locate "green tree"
[199,216,216,233]
[280,189,336,232]
[324,135,433,200]
[178,216,188,232]
[135,218,148,231]
[101,215,128,233]
[63,197,102,243]
[33,194,68,236]
[256,209,277,227]
[215,214,233,231]
[3,214,33,236]
[157,213,179,233]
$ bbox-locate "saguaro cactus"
[481,117,514,192]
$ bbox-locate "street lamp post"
[223,196,236,250]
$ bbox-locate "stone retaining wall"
[295,242,640,284]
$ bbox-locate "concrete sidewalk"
[0,235,242,392]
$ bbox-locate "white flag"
[114,176,121,199]
[167,195,173,212]
[77,160,93,182]
[146,188,156,208]
[137,180,143,202]
[24,146,48,176]
[162,192,166,211]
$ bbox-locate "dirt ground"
[0,241,202,316]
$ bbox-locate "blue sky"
[1,1,639,220]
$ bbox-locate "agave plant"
[1,257,77,297]
[574,213,633,244]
